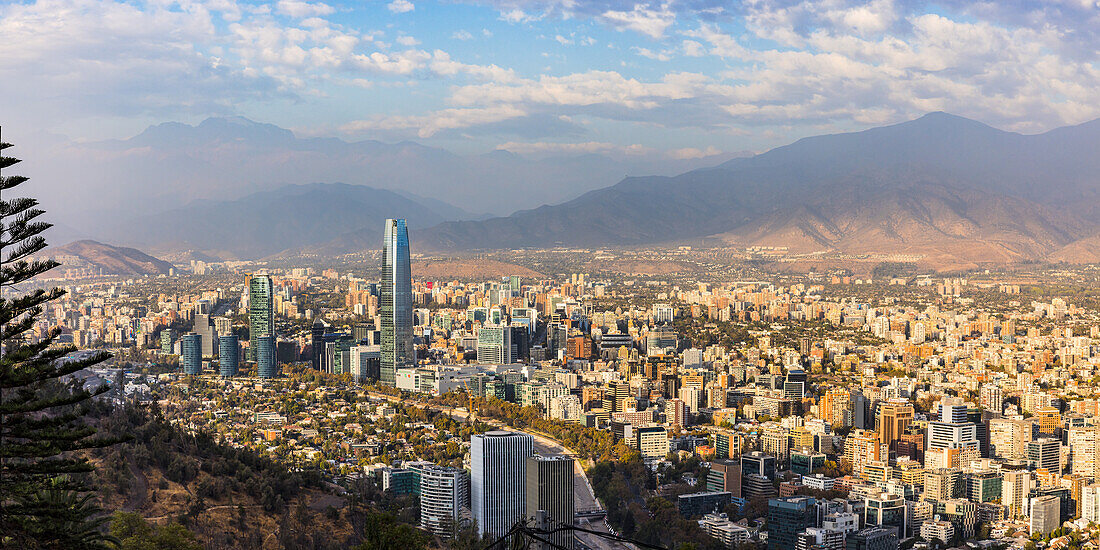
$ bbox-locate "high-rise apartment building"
[471,431,533,538]
[248,274,274,363]
[380,219,414,385]
[526,456,575,549]
[419,465,470,538]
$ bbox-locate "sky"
[1,0,1099,157]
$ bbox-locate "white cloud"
[276,0,334,18]
[387,0,415,14]
[555,34,573,45]
[452,30,474,40]
[668,146,721,159]
[633,47,671,61]
[341,104,527,137]
[396,35,420,46]
[497,141,652,156]
[500,8,540,23]
[599,3,675,39]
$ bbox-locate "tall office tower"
[876,403,914,453]
[181,333,202,375]
[477,325,513,364]
[380,218,413,386]
[938,399,969,423]
[193,312,216,357]
[419,465,470,538]
[248,274,274,362]
[526,456,575,549]
[1027,438,1062,473]
[707,459,742,497]
[767,497,817,550]
[218,334,239,377]
[471,431,533,538]
[256,335,276,378]
[311,318,326,370]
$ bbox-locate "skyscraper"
[181,333,202,375]
[311,318,326,370]
[218,334,239,377]
[471,430,533,538]
[526,455,575,549]
[380,218,413,386]
[256,335,276,378]
[248,274,274,362]
[193,312,216,358]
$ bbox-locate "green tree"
[0,139,120,546]
[110,512,201,550]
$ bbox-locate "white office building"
[471,431,534,538]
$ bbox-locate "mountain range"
[47,112,1100,269]
[46,240,174,276]
[28,116,741,239]
[407,112,1100,269]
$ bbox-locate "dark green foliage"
[0,138,120,547]
[590,456,724,550]
[353,510,429,550]
[109,512,201,550]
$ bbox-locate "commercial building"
[471,431,533,538]
[845,527,898,550]
[256,335,276,378]
[181,332,201,375]
[679,492,732,518]
[218,334,239,376]
[767,497,816,550]
[381,218,414,386]
[247,274,274,362]
[526,455,575,550]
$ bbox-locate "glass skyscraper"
[248,274,274,363]
[181,333,202,375]
[380,218,413,386]
[218,334,239,377]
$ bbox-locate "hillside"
[89,404,425,550]
[411,113,1100,268]
[49,240,174,275]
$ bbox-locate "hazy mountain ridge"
[408,113,1100,268]
[95,183,480,259]
[42,116,741,239]
[46,240,174,275]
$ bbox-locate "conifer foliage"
[1,136,118,548]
